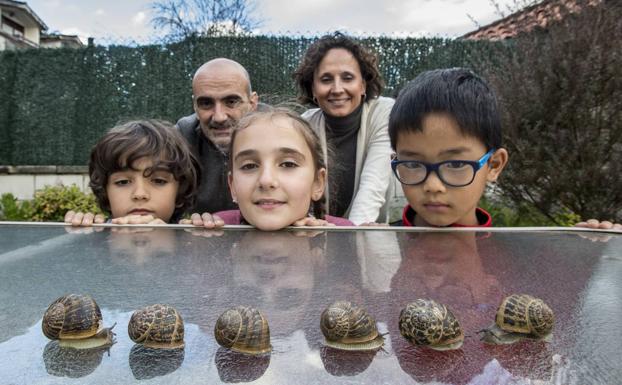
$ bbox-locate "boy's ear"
[227,172,238,202]
[486,148,509,182]
[312,168,327,201]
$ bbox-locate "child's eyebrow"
[234,149,258,161]
[398,147,472,158]
[438,147,471,156]
[278,147,305,159]
[234,148,306,161]
[397,150,423,157]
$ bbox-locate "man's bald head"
[193,58,253,96]
[192,58,258,152]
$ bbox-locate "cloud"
[132,11,146,25]
[94,8,105,16]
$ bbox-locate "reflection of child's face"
[106,157,179,222]
[107,228,176,265]
[396,113,503,226]
[231,232,318,333]
[228,117,326,230]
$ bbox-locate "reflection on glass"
[229,231,324,336]
[320,346,377,376]
[128,344,185,380]
[106,227,177,265]
[214,347,270,383]
[389,231,557,384]
[43,340,107,378]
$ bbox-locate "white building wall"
[0,173,90,200]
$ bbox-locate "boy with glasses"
[388,68,508,227]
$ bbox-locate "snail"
[479,294,554,345]
[320,301,384,351]
[128,304,185,349]
[398,299,464,351]
[42,294,116,349]
[214,306,271,355]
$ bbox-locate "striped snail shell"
[128,304,184,349]
[42,294,115,349]
[481,294,554,345]
[320,301,384,351]
[399,299,464,351]
[214,306,271,355]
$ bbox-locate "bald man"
[177,58,259,214]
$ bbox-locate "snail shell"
[320,301,384,351]
[399,299,464,351]
[481,294,554,344]
[128,304,184,349]
[214,306,271,355]
[42,294,115,349]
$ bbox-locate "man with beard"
[176,58,259,214]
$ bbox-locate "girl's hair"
[89,119,200,220]
[293,31,385,106]
[228,107,327,219]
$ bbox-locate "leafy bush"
[481,1,622,224]
[0,193,33,221]
[480,195,581,227]
[30,185,103,222]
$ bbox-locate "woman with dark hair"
[294,32,395,224]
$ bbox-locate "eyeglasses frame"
[391,149,496,187]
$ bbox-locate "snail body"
[398,299,464,351]
[320,301,384,351]
[42,294,115,349]
[480,294,554,345]
[214,306,271,355]
[128,304,185,349]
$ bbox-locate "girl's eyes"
[240,162,258,171]
[152,177,169,185]
[280,161,298,168]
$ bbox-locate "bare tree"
[468,0,544,27]
[150,0,262,41]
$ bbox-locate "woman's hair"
[228,107,328,219]
[293,32,385,106]
[89,119,200,220]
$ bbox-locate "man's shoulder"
[176,113,200,132]
[176,113,201,144]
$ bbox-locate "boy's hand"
[574,219,622,231]
[292,217,336,227]
[179,213,225,228]
[64,210,106,227]
[111,214,166,225]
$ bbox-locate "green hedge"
[0,36,496,166]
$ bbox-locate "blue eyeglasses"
[391,149,495,187]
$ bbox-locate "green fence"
[0,36,494,165]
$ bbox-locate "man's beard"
[207,119,235,154]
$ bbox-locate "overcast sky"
[25,0,518,44]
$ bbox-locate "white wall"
[0,174,90,200]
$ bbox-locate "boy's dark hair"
[389,68,502,151]
[293,31,385,106]
[89,119,200,221]
[228,107,328,219]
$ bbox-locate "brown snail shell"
[399,299,464,351]
[214,306,271,355]
[480,294,554,345]
[320,301,384,351]
[42,294,115,349]
[128,304,184,349]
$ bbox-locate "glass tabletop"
[0,223,621,384]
